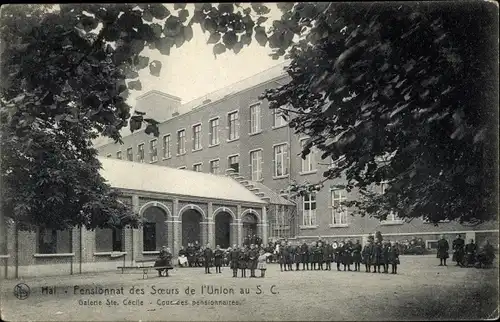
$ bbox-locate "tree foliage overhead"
[0,3,276,230]
[263,2,498,225]
[0,3,497,230]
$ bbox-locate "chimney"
[135,90,182,123]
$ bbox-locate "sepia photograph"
[0,2,498,321]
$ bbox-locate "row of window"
[170,144,288,180]
[301,183,400,227]
[108,106,287,163]
[301,190,350,227]
[110,139,317,181]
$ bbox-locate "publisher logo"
[14,283,30,300]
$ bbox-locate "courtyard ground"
[1,255,498,321]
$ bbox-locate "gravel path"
[1,256,497,321]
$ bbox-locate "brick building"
[1,63,496,279]
[95,62,498,250]
[0,157,293,278]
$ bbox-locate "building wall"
[0,191,267,279]
[96,77,498,245]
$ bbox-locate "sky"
[128,3,285,106]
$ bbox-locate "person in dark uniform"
[388,241,400,274]
[300,241,309,270]
[382,241,390,273]
[464,239,477,267]
[478,239,495,268]
[352,239,362,272]
[324,241,334,270]
[437,234,450,266]
[362,240,373,272]
[194,241,201,267]
[214,245,224,273]
[342,240,353,271]
[187,243,195,267]
[203,243,213,274]
[309,242,317,270]
[286,241,294,271]
[255,235,262,248]
[317,236,325,247]
[452,234,465,267]
[248,244,259,278]
[239,245,248,277]
[278,241,286,272]
[294,242,301,271]
[223,248,230,267]
[264,243,273,263]
[316,241,325,270]
[244,235,251,247]
[194,240,201,252]
[154,246,173,277]
[335,242,344,271]
[229,244,240,277]
[372,239,383,273]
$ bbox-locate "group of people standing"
[436,234,496,268]
[178,242,268,277]
[155,234,495,278]
[274,238,401,274]
[227,243,268,278]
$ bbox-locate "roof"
[99,157,266,205]
[250,181,295,206]
[179,61,290,112]
[136,90,181,101]
[92,61,290,148]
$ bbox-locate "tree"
[261,2,498,225]
[0,3,276,230]
[1,2,496,230]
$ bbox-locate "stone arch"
[139,201,171,252]
[240,209,261,241]
[178,204,206,247]
[240,208,261,223]
[178,204,206,219]
[212,207,237,221]
[213,207,235,249]
[139,201,172,219]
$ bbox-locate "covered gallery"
[0,158,284,278]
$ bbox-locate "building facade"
[94,65,498,248]
[95,63,498,250]
[1,64,497,279]
[1,158,296,279]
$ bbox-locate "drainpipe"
[70,230,73,275]
[79,226,83,274]
[14,221,18,279]
[130,226,134,266]
[287,116,293,186]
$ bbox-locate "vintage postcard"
[0,2,498,321]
